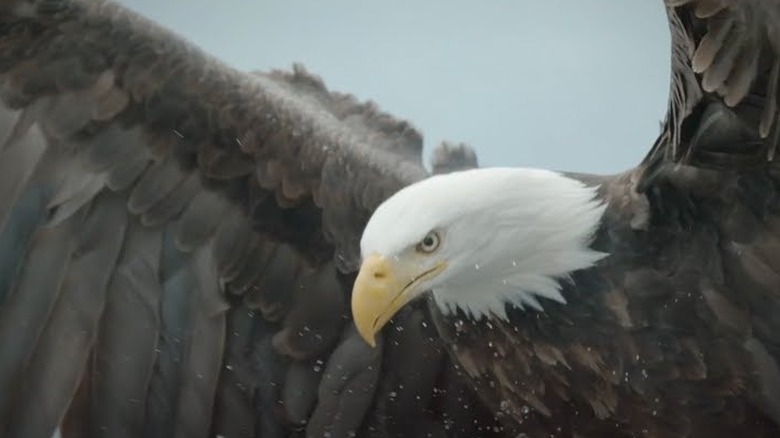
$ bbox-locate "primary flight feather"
[1,0,780,437]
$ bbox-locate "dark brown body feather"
[429,1,780,437]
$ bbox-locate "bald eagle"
[1,0,780,437]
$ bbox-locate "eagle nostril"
[374,271,386,279]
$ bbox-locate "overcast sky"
[117,1,671,175]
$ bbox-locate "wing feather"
[3,191,127,438]
[0,182,82,432]
[270,262,345,360]
[90,220,163,438]
[171,247,227,438]
[306,326,382,438]
[209,307,272,438]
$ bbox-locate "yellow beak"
[351,252,446,347]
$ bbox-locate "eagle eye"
[417,231,441,254]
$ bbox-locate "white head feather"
[360,167,608,320]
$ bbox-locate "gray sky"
[118,1,670,175]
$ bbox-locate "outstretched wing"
[0,1,502,437]
[643,0,780,174]
[433,1,780,436]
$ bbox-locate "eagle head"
[351,167,608,347]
